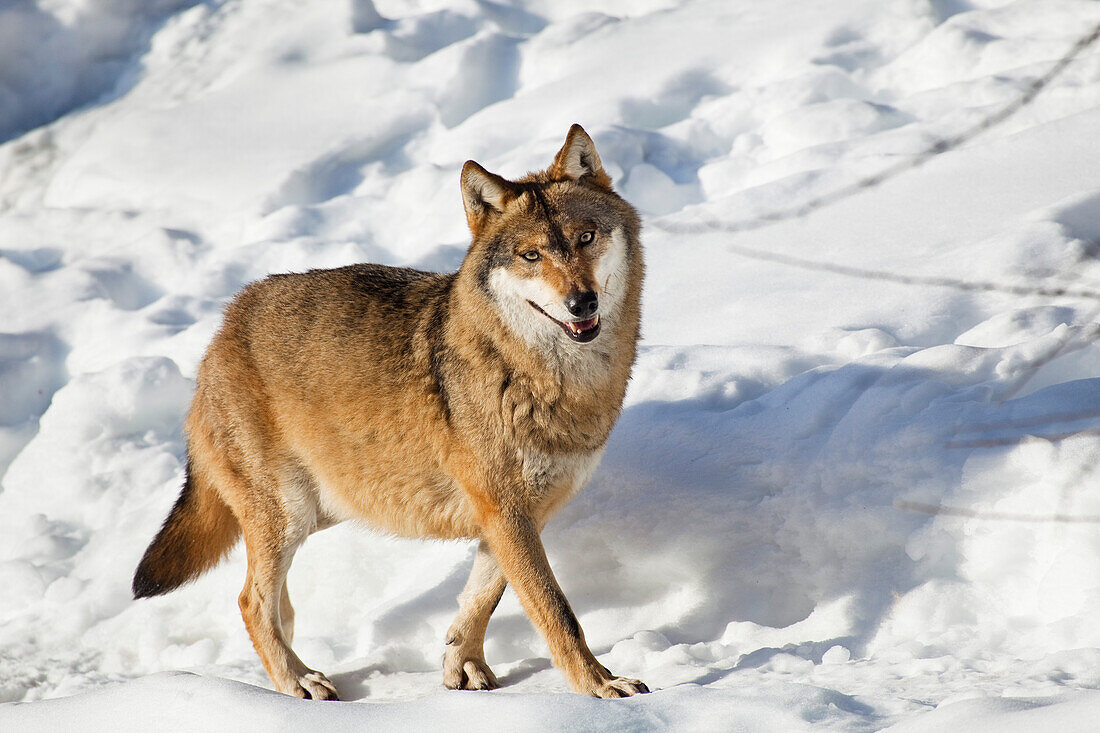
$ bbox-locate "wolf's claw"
[592,677,650,698]
[444,655,500,690]
[289,671,340,700]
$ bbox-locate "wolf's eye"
[578,231,595,246]
[521,250,540,262]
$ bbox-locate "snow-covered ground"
[3,0,1100,729]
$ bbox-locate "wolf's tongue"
[567,316,597,334]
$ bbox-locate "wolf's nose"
[566,291,598,319]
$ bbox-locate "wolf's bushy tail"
[132,460,241,598]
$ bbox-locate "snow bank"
[0,0,199,143]
[0,672,875,733]
[4,0,1100,729]
[5,674,1100,732]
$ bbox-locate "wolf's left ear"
[549,124,612,189]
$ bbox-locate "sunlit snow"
[3,0,1100,730]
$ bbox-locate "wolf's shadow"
[330,352,1100,699]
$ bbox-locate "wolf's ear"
[461,160,517,236]
[549,124,612,189]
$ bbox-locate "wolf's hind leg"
[444,540,507,690]
[239,530,338,700]
[231,461,338,703]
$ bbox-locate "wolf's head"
[459,125,642,350]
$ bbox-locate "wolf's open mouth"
[527,301,601,343]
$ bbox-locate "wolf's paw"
[590,676,650,698]
[287,671,340,701]
[443,657,500,691]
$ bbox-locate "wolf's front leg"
[481,513,649,698]
[444,540,507,690]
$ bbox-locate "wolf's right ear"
[461,161,516,237]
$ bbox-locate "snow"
[3,0,1100,729]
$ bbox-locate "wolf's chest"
[520,447,604,510]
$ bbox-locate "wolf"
[132,124,648,700]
